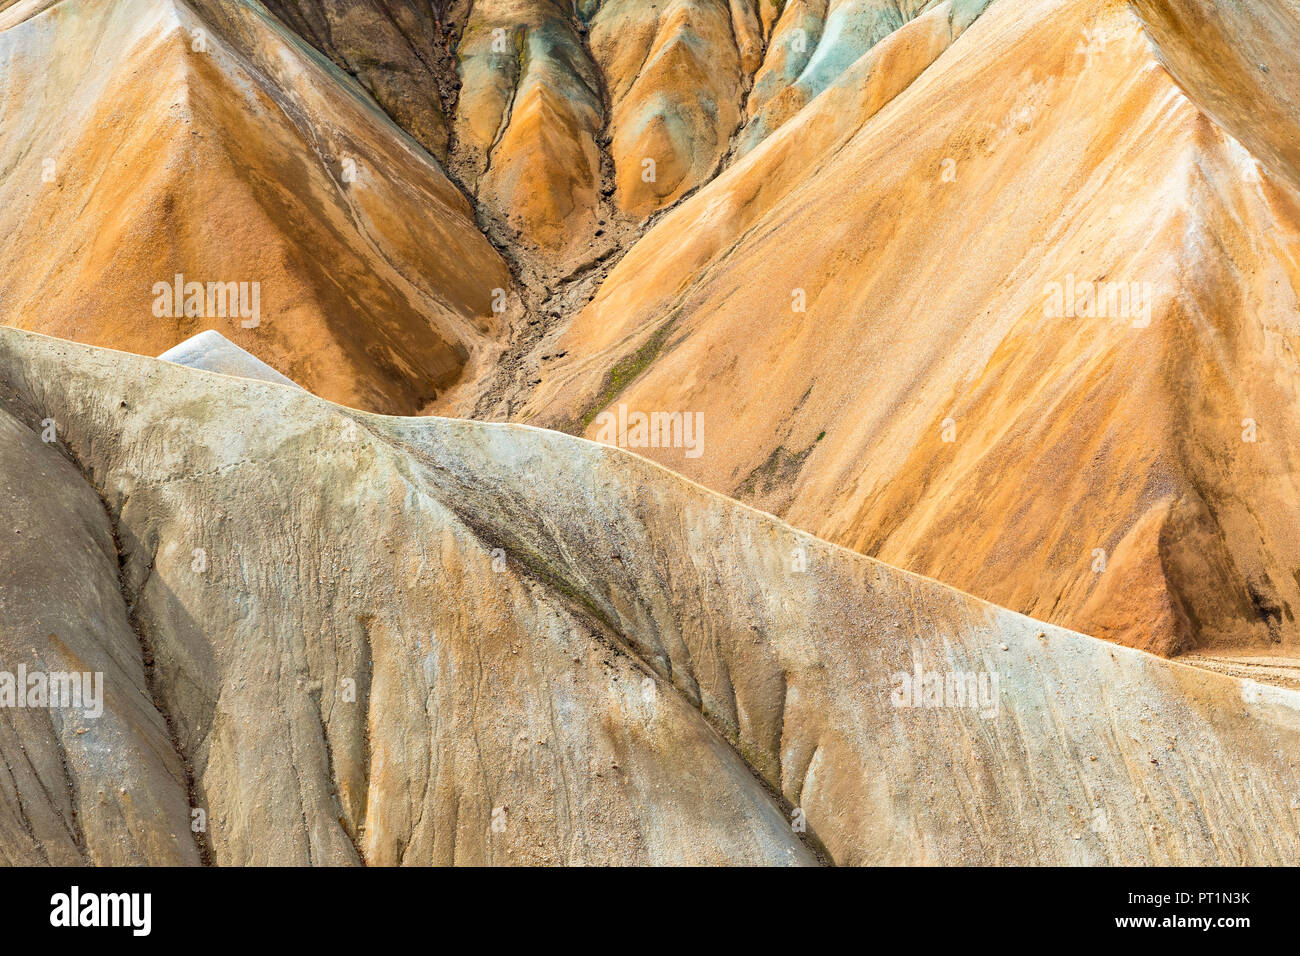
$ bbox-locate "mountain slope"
[0,389,197,865]
[0,0,512,414]
[512,0,1300,657]
[246,1,982,276]
[258,0,456,159]
[451,0,608,274]
[0,0,998,409]
[2,326,1298,865]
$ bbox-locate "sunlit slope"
[0,0,511,414]
[519,0,1300,656]
[1131,0,1300,194]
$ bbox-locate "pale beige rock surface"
[2,328,1298,865]
[0,385,197,865]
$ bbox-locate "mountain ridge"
[2,325,1299,865]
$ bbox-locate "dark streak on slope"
[343,409,832,864]
[101,502,215,866]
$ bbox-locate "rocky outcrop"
[451,0,608,274]
[588,0,757,217]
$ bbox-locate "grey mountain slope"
[0,326,1297,865]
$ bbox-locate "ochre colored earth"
[4,0,1300,866]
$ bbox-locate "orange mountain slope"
[0,0,512,414]
[512,0,1300,657]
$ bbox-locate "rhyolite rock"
[0,0,512,415]
[513,0,1300,658]
[2,327,1299,865]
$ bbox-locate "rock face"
[0,0,1003,405]
[515,0,1300,657]
[0,372,197,866]
[2,327,1300,865]
[735,0,983,156]
[588,0,755,217]
[0,0,511,415]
